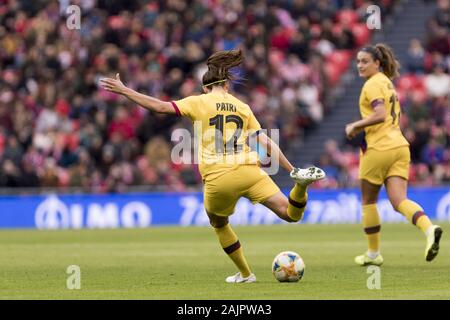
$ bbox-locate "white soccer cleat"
[290,166,326,186]
[425,225,443,262]
[354,252,384,266]
[225,272,257,283]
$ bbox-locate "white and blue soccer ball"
[272,251,305,282]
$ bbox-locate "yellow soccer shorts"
[359,146,410,185]
[203,165,280,217]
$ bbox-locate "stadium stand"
[0,0,447,193]
[314,0,449,189]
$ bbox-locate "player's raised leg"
[355,179,384,266]
[262,166,326,222]
[287,166,326,221]
[386,176,443,262]
[207,212,256,283]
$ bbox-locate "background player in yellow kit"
[100,49,325,283]
[345,44,443,266]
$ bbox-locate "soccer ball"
[272,251,305,282]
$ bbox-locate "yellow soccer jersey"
[172,92,261,181]
[359,72,409,152]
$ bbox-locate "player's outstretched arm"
[100,73,176,114]
[256,132,294,173]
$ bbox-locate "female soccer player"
[345,44,443,266]
[100,49,325,282]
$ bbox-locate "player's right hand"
[100,73,127,94]
[345,123,361,139]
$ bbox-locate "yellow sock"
[214,224,251,277]
[397,199,432,234]
[287,183,308,222]
[362,204,381,253]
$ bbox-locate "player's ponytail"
[374,43,400,79]
[202,49,243,87]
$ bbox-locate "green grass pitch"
[0,223,448,299]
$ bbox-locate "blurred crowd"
[316,0,450,188]
[1,0,445,193]
[0,0,396,193]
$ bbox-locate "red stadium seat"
[352,23,371,47]
[336,9,359,25]
[396,76,427,104]
[324,62,341,86]
[411,87,428,103]
[396,88,405,103]
[395,74,424,91]
[395,76,414,91]
[415,75,426,90]
[326,50,352,73]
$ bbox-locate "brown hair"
[202,49,243,87]
[361,43,400,79]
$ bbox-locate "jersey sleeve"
[171,96,200,119]
[364,81,386,109]
[247,109,262,136]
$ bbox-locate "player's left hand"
[100,73,127,94]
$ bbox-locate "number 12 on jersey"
[209,114,244,154]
